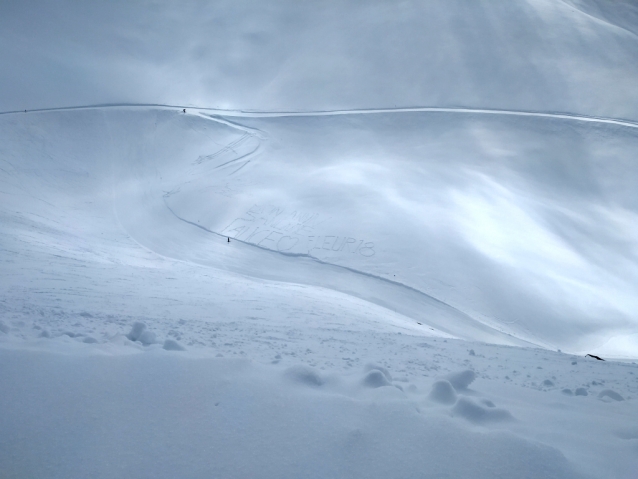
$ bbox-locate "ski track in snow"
[166,111,527,345]
[162,198,505,344]
[4,103,638,349]
[168,105,638,349]
[3,102,638,130]
[160,113,494,343]
[2,103,638,479]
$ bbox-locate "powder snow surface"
[2,1,638,478]
[1,106,636,479]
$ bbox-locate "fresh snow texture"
[2,107,637,355]
[2,1,638,478]
[1,344,637,479]
[1,104,637,479]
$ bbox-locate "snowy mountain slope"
[2,2,638,477]
[2,0,638,119]
[1,106,637,356]
[0,107,454,351]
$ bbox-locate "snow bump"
[428,380,457,405]
[126,322,157,346]
[443,370,476,391]
[452,397,514,424]
[163,339,186,351]
[362,369,392,389]
[284,365,324,387]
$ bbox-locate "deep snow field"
[2,1,638,479]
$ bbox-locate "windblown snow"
[1,1,638,478]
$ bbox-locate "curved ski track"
[5,103,638,346]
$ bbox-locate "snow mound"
[428,380,457,405]
[443,370,476,391]
[364,363,392,382]
[126,322,156,346]
[452,397,514,424]
[284,365,324,387]
[362,369,391,389]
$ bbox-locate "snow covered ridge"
[2,0,638,118]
